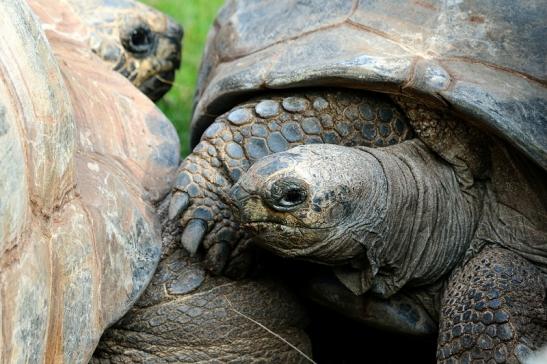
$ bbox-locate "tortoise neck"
[351,140,484,298]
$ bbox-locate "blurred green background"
[142,0,225,156]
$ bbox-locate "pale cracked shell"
[0,1,179,363]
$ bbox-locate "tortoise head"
[230,144,370,264]
[87,0,182,101]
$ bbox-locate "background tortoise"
[1,1,312,362]
[167,0,546,362]
[53,0,182,101]
[0,0,179,361]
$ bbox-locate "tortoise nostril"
[167,20,184,40]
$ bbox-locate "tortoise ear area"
[308,184,355,224]
[90,35,122,63]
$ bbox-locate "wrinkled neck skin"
[330,140,484,298]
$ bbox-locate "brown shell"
[0,0,179,362]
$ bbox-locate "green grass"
[142,0,225,156]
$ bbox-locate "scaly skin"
[232,141,482,293]
[170,89,413,274]
[438,246,546,363]
[231,118,547,362]
[92,251,312,363]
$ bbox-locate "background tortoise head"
[76,0,183,101]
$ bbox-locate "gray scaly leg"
[437,246,547,363]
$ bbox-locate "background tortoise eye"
[131,27,149,46]
[269,178,308,211]
[121,22,155,56]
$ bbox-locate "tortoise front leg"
[437,245,546,363]
[169,90,412,275]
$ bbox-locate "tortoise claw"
[204,241,231,274]
[168,192,190,220]
[181,219,207,256]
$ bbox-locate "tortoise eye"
[269,178,308,211]
[132,27,149,45]
[280,188,307,206]
[121,23,155,56]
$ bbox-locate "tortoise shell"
[191,0,546,169]
[0,1,179,361]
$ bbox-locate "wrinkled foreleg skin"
[170,89,413,274]
[437,246,547,363]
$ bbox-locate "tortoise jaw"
[138,70,176,101]
[135,26,182,101]
[232,191,329,253]
[243,221,329,258]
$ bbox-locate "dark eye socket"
[122,24,154,55]
[269,179,308,211]
[281,188,306,205]
[131,27,149,47]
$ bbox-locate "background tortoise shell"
[0,1,179,361]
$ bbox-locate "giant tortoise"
[1,0,312,362]
[234,114,547,362]
[167,0,547,362]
